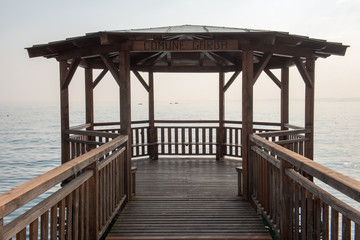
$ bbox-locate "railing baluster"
[141,128,145,156]
[29,218,38,240]
[175,127,179,154]
[40,211,49,240]
[66,193,73,240]
[322,203,329,240]
[59,199,66,240]
[50,205,57,239]
[73,188,79,240]
[16,228,26,240]
[161,127,165,154]
[342,216,351,240]
[314,197,321,240]
[331,208,339,240]
[168,127,172,154]
[355,223,360,240]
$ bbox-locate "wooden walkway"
[106,158,271,240]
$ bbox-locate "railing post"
[280,159,292,240]
[87,161,99,239]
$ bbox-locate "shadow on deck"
[106,158,272,240]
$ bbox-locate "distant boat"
[175,102,179,104]
[138,103,143,105]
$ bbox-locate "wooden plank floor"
[106,158,271,240]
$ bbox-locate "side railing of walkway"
[93,120,280,159]
[0,135,129,240]
[249,128,360,239]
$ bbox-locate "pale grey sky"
[0,0,359,104]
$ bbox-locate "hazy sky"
[0,0,359,104]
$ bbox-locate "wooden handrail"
[256,128,309,138]
[0,135,128,219]
[250,133,360,203]
[3,170,93,240]
[66,129,120,138]
[285,168,360,225]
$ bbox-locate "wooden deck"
[106,158,271,240]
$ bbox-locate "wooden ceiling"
[26,25,348,73]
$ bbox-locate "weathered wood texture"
[249,132,360,240]
[106,158,271,239]
[92,121,279,159]
[0,135,129,240]
[242,50,254,200]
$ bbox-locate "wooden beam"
[148,71,158,160]
[133,70,150,92]
[204,52,221,66]
[119,51,132,199]
[92,69,108,89]
[85,68,94,132]
[199,52,205,66]
[294,57,314,88]
[242,50,254,201]
[241,44,315,58]
[60,61,70,164]
[253,53,272,85]
[100,53,121,86]
[61,58,80,90]
[281,67,289,130]
[305,58,315,161]
[264,69,282,88]
[132,39,239,52]
[217,72,225,161]
[166,52,172,66]
[223,71,241,92]
[131,65,240,73]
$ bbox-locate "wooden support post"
[148,71,158,159]
[85,68,95,151]
[242,50,254,201]
[305,58,315,160]
[217,71,225,160]
[119,51,132,200]
[60,60,70,164]
[87,161,99,239]
[281,67,289,130]
[85,68,94,129]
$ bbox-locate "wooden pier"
[106,158,271,239]
[2,25,360,240]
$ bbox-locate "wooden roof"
[26,25,348,72]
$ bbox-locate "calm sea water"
[0,99,360,221]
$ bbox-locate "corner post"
[281,67,289,130]
[242,50,254,200]
[217,71,225,160]
[119,51,132,200]
[148,71,158,159]
[60,60,70,164]
[305,58,315,160]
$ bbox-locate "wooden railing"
[93,120,280,159]
[67,124,120,160]
[0,135,129,240]
[249,131,360,239]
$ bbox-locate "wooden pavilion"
[1,25,360,240]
